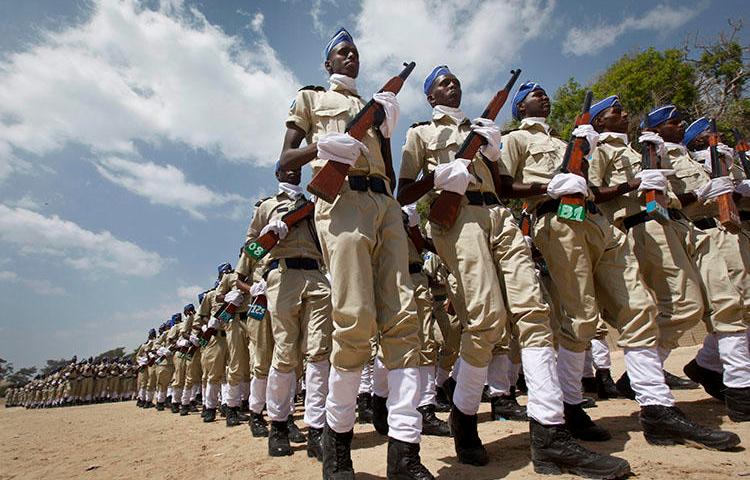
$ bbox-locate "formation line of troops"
[7,27,750,480]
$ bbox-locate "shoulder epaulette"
[501,128,519,135]
[299,85,326,92]
[409,121,430,129]
[254,196,272,207]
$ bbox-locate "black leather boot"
[418,404,450,436]
[203,408,216,423]
[143,401,154,409]
[249,411,269,437]
[240,399,250,413]
[615,372,636,400]
[449,405,488,466]
[515,372,528,395]
[663,370,699,390]
[386,437,434,480]
[434,386,451,412]
[581,376,597,395]
[179,404,189,416]
[640,405,740,450]
[563,402,611,441]
[595,369,619,399]
[322,425,354,480]
[156,401,165,411]
[269,420,292,457]
[372,394,389,436]
[288,416,306,443]
[491,394,528,421]
[307,426,323,462]
[580,396,597,409]
[725,386,750,422]
[226,406,241,427]
[170,402,180,414]
[357,393,373,424]
[683,360,725,400]
[530,419,631,479]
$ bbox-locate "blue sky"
[0,0,747,368]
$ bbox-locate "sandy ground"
[1,345,749,480]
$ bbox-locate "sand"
[1,345,749,480]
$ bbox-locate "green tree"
[0,358,10,381]
[5,367,37,387]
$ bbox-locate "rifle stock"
[639,118,670,224]
[708,119,741,233]
[557,91,593,223]
[307,61,417,203]
[428,69,521,229]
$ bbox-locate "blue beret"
[198,292,205,305]
[171,313,181,323]
[512,82,545,120]
[590,95,620,121]
[640,105,679,128]
[214,279,220,288]
[184,303,194,312]
[217,262,231,275]
[275,160,281,172]
[324,27,355,60]
[682,117,710,147]
[148,328,156,337]
[423,65,451,95]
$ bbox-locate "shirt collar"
[432,105,468,125]
[519,117,550,134]
[599,131,629,145]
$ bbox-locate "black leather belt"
[433,295,447,302]
[269,257,319,271]
[465,191,500,206]
[536,199,599,217]
[409,262,423,274]
[741,211,750,221]
[693,217,718,230]
[622,211,653,230]
[348,175,389,194]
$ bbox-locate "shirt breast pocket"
[614,156,641,181]
[527,143,558,175]
[425,137,459,168]
[313,105,350,134]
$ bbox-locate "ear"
[517,101,526,118]
[592,116,604,132]
[324,59,333,75]
[426,92,436,108]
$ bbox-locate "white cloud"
[0,205,166,277]
[0,270,18,281]
[177,284,202,305]
[6,194,43,211]
[353,0,556,115]
[563,4,703,56]
[0,0,299,183]
[94,156,248,220]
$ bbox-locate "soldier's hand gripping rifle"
[244,197,315,261]
[428,69,522,229]
[732,128,750,178]
[556,91,594,222]
[639,117,670,224]
[708,119,741,233]
[307,61,416,203]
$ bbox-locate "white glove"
[402,203,419,227]
[137,356,147,366]
[546,173,589,199]
[697,147,734,174]
[189,334,201,346]
[471,117,502,162]
[696,176,734,201]
[200,325,208,333]
[176,338,189,348]
[157,347,171,357]
[373,91,400,138]
[224,289,244,306]
[317,132,369,166]
[735,179,750,197]
[571,124,599,156]
[717,142,734,159]
[638,132,667,159]
[207,318,219,330]
[434,159,475,194]
[250,279,267,297]
[635,169,674,193]
[259,219,288,239]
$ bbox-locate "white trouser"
[305,359,329,429]
[205,383,220,409]
[590,338,611,370]
[172,388,182,404]
[523,347,565,425]
[225,383,242,408]
[326,366,363,433]
[181,386,192,406]
[436,367,450,388]
[419,365,436,408]
[386,367,422,444]
[359,360,373,395]
[452,357,488,416]
[249,377,267,414]
[557,347,585,405]
[718,332,750,388]
[582,349,594,378]
[373,357,389,398]
[623,347,674,407]
[241,381,251,402]
[487,354,512,397]
[267,367,297,422]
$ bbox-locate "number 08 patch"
[244,241,268,260]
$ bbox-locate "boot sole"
[533,459,631,479]
[644,433,741,451]
[306,448,323,461]
[268,449,293,457]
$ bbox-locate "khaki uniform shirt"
[400,110,497,204]
[663,143,716,220]
[499,119,579,210]
[286,83,387,180]
[215,271,251,313]
[423,252,449,298]
[248,192,322,262]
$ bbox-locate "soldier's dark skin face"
[688,130,711,151]
[651,116,685,144]
[592,105,629,134]
[325,42,359,78]
[427,74,462,109]
[276,168,301,186]
[517,88,550,119]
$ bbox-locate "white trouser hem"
[387,367,422,444]
[359,360,373,395]
[623,347,674,407]
[590,338,611,370]
[696,333,723,373]
[373,357,389,398]
[249,377,268,414]
[718,332,750,388]
[267,367,296,421]
[523,347,565,425]
[205,383,220,409]
[418,365,436,407]
[225,383,242,408]
[453,357,487,416]
[305,359,329,429]
[557,347,584,405]
[487,354,511,397]
[326,367,362,433]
